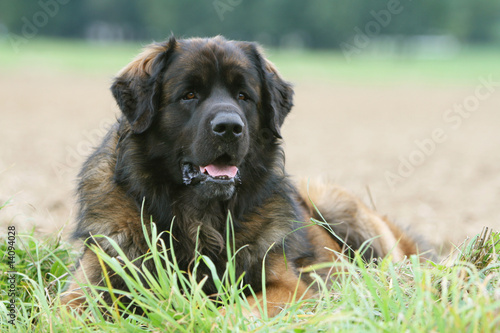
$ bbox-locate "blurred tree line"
[1,0,499,48]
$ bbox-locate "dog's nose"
[211,113,244,140]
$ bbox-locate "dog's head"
[111,36,293,201]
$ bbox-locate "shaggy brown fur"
[61,36,426,317]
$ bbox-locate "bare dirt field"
[1,69,499,254]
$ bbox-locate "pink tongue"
[200,165,238,178]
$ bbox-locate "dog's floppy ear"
[242,43,294,139]
[111,37,177,134]
[262,60,294,138]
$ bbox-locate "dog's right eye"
[183,92,196,100]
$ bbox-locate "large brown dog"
[62,36,422,317]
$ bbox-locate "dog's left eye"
[238,92,248,101]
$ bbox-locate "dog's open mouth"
[200,164,238,179]
[182,162,240,185]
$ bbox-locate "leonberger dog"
[62,36,423,317]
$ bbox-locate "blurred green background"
[2,0,500,48]
[1,0,499,83]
